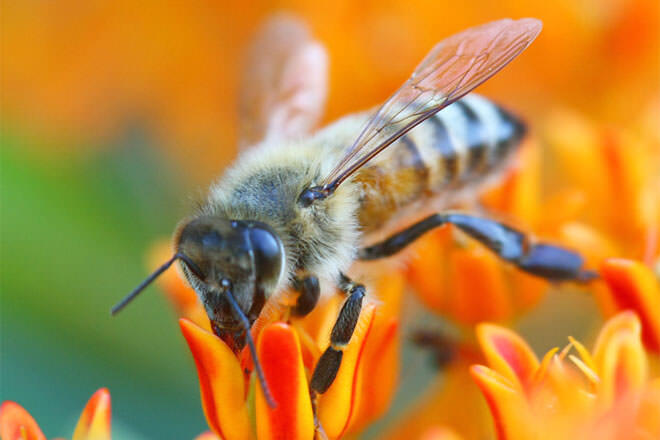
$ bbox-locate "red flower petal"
[179,319,250,440]
[600,258,660,352]
[255,323,315,440]
[72,388,111,440]
[476,324,540,392]
[0,401,46,440]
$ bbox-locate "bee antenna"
[111,252,202,316]
[220,278,277,409]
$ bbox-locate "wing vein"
[314,18,542,195]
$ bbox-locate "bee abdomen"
[355,94,526,232]
[424,94,526,188]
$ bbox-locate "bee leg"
[310,274,366,394]
[291,273,321,317]
[359,213,597,282]
[309,391,329,440]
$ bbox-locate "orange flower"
[471,312,660,440]
[600,258,660,353]
[175,271,402,439]
[0,389,111,440]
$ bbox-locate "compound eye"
[201,230,224,251]
[248,225,283,282]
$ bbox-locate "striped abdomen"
[355,94,526,232]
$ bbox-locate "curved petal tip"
[72,388,111,440]
[0,401,46,440]
[179,318,250,440]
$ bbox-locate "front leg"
[291,273,321,317]
[359,212,597,282]
[310,274,366,394]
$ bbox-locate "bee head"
[175,216,284,352]
[112,215,283,407]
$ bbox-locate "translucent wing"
[321,18,542,190]
[238,14,328,150]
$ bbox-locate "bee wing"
[238,15,328,150]
[321,18,541,189]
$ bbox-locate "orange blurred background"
[1,1,658,438]
[3,0,658,182]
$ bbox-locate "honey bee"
[112,16,595,408]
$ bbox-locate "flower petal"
[480,140,541,227]
[0,401,46,440]
[179,318,251,440]
[535,189,586,234]
[72,388,111,440]
[448,248,511,323]
[406,227,453,313]
[506,268,547,315]
[255,323,314,440]
[470,365,533,440]
[600,128,653,247]
[636,378,660,439]
[591,312,648,406]
[318,303,376,438]
[352,318,399,430]
[292,324,322,372]
[592,311,642,362]
[476,324,539,391]
[544,111,610,225]
[600,258,660,352]
[351,272,403,430]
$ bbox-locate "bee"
[112,16,595,408]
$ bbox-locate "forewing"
[321,18,542,188]
[238,14,328,149]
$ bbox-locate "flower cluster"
[471,312,659,440]
[155,258,403,439]
[1,389,111,440]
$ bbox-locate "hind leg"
[359,212,596,282]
